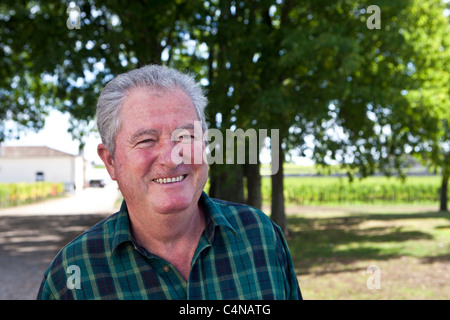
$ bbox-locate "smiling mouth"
[152,175,187,184]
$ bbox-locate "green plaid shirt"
[37,192,301,300]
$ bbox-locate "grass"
[283,205,450,299]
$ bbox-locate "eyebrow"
[175,124,195,131]
[129,128,159,144]
[129,124,197,144]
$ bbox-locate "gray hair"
[96,64,208,156]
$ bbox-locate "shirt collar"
[199,191,239,241]
[111,191,239,254]
[111,200,135,253]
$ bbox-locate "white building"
[0,146,88,192]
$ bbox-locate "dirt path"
[0,183,121,300]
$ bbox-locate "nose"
[156,138,179,168]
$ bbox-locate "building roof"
[0,146,76,158]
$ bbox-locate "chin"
[151,194,195,214]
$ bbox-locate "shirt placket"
[186,233,212,299]
[133,242,187,299]
[155,260,188,299]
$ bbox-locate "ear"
[97,144,117,181]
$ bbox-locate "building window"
[36,172,45,182]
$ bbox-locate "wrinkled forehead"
[118,86,199,130]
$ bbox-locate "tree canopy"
[1,0,449,229]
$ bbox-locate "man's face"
[99,87,208,216]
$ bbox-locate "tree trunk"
[245,162,262,210]
[208,163,219,199]
[232,164,245,204]
[208,163,245,204]
[440,170,448,212]
[271,144,287,235]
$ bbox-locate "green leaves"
[1,0,449,209]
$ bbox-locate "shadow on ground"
[286,211,450,276]
[0,214,108,299]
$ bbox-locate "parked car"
[89,179,105,188]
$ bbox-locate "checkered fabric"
[37,192,302,300]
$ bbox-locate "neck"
[127,202,205,280]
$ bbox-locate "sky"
[3,109,103,164]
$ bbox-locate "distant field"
[260,163,432,176]
[262,175,443,205]
[205,164,444,205]
[260,163,324,176]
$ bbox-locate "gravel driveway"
[0,183,120,300]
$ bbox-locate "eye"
[179,134,195,143]
[137,138,156,146]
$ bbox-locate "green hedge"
[0,182,65,208]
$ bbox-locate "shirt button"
[163,265,170,273]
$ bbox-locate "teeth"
[154,175,185,184]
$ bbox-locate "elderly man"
[37,65,301,300]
